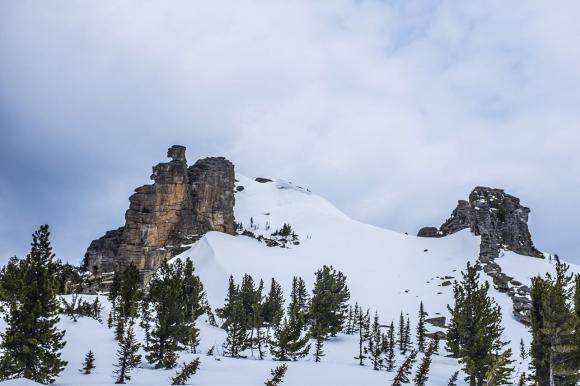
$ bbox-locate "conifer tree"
[311,323,325,363]
[403,317,411,353]
[354,308,370,366]
[308,265,350,337]
[416,301,427,352]
[145,261,183,369]
[289,276,309,316]
[113,322,141,384]
[447,371,459,386]
[484,348,515,386]
[269,311,310,361]
[140,297,153,351]
[251,296,267,360]
[180,258,206,353]
[391,350,417,386]
[352,303,361,334]
[263,278,285,329]
[80,350,96,374]
[216,275,237,327]
[223,294,248,358]
[0,225,67,384]
[345,305,354,334]
[519,339,527,360]
[398,312,405,351]
[385,321,396,371]
[171,358,200,385]
[368,311,383,370]
[446,262,512,386]
[264,363,288,386]
[413,338,437,386]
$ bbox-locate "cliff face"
[419,186,542,261]
[84,145,235,275]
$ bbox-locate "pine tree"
[352,303,361,334]
[264,363,288,386]
[398,312,405,351]
[140,298,153,351]
[413,338,437,386]
[0,225,67,384]
[447,371,459,386]
[446,262,512,386]
[519,339,527,360]
[354,308,370,366]
[311,323,325,363]
[263,278,285,328]
[113,322,141,384]
[171,358,200,385]
[403,317,411,353]
[80,350,96,374]
[223,293,249,358]
[289,276,309,316]
[416,301,426,352]
[179,258,206,353]
[269,312,311,361]
[216,275,237,327]
[368,312,383,370]
[308,265,350,337]
[385,321,396,371]
[345,305,354,334]
[145,261,184,369]
[391,350,417,386]
[484,348,515,386]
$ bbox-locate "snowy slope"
[2,174,577,386]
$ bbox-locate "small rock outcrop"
[418,186,542,262]
[84,145,235,276]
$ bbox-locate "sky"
[0,0,579,265]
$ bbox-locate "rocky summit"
[84,145,235,276]
[418,186,543,262]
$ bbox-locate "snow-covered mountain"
[3,173,578,386]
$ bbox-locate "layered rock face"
[418,186,542,261]
[84,145,235,275]
[418,186,543,324]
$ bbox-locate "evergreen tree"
[113,322,141,384]
[308,265,350,337]
[140,298,153,351]
[145,261,183,369]
[392,350,417,386]
[529,258,578,386]
[519,339,527,360]
[216,275,237,327]
[398,312,405,351]
[223,293,248,358]
[368,312,383,370]
[80,350,96,374]
[263,278,284,328]
[352,303,361,334]
[484,348,515,386]
[311,323,325,363]
[385,321,396,371]
[289,276,309,316]
[403,317,411,353]
[269,310,310,361]
[251,296,267,360]
[179,258,206,353]
[0,225,67,384]
[171,358,200,385]
[264,363,288,386]
[446,262,512,386]
[447,371,459,386]
[416,301,427,352]
[413,338,437,386]
[345,305,354,334]
[353,308,370,366]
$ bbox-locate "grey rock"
[417,227,442,238]
[425,316,446,328]
[255,177,272,183]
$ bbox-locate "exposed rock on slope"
[418,186,542,261]
[84,145,235,275]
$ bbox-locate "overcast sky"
[1,0,579,265]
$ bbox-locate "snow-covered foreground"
[2,174,578,385]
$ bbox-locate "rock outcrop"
[84,145,235,276]
[418,186,542,262]
[418,186,543,325]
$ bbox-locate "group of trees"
[529,257,580,386]
[216,265,350,363]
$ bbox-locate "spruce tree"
[403,317,411,353]
[519,339,527,360]
[368,312,383,370]
[140,297,153,351]
[484,348,515,386]
[216,275,237,327]
[171,358,200,385]
[446,262,512,386]
[398,312,405,351]
[308,265,350,337]
[289,276,309,316]
[223,293,248,357]
[80,350,96,374]
[264,363,288,386]
[391,350,417,386]
[416,301,426,352]
[263,278,285,328]
[269,311,310,361]
[0,225,67,384]
[447,371,459,386]
[353,308,370,366]
[413,338,437,386]
[113,322,141,384]
[312,323,325,362]
[385,321,396,371]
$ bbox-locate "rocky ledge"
[84,145,235,276]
